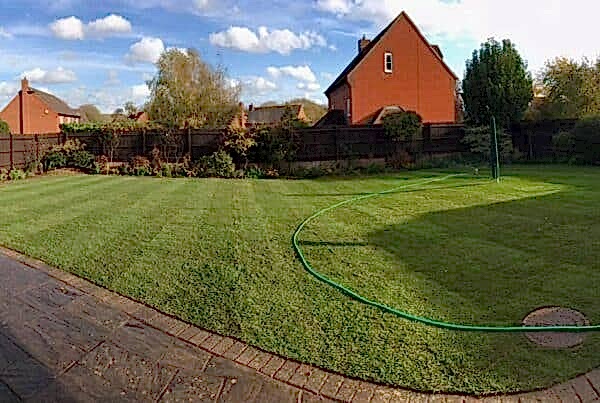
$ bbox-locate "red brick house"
[0,78,80,134]
[320,12,458,126]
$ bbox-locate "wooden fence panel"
[0,124,470,169]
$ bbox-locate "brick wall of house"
[328,82,351,120]
[347,16,456,124]
[0,96,21,134]
[22,91,61,134]
[0,80,65,134]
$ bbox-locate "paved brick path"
[0,248,598,402]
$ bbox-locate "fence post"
[187,128,192,156]
[142,130,146,155]
[9,132,13,169]
[334,127,340,161]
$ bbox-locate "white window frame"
[384,52,393,73]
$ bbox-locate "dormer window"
[384,52,393,73]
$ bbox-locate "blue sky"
[0,0,598,113]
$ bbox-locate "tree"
[123,101,138,117]
[146,48,241,129]
[78,104,105,123]
[534,57,600,119]
[462,39,533,128]
[0,119,10,135]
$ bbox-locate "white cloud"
[105,70,120,86]
[0,81,18,97]
[317,0,600,73]
[87,14,132,37]
[267,65,317,83]
[131,83,151,101]
[21,67,77,84]
[297,82,321,92]
[209,26,328,55]
[49,14,132,40]
[49,16,85,40]
[316,0,352,15]
[127,37,165,64]
[0,27,12,39]
[240,76,277,97]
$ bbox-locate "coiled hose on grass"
[293,174,600,333]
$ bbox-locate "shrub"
[386,149,414,169]
[9,168,26,181]
[552,131,576,162]
[223,127,256,169]
[43,151,68,170]
[197,151,236,178]
[572,117,600,164]
[69,150,95,170]
[93,155,109,175]
[383,111,423,142]
[0,168,8,181]
[0,120,9,135]
[462,125,513,162]
[130,156,151,176]
[245,165,265,179]
[250,124,299,168]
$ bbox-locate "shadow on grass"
[361,190,599,324]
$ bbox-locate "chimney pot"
[358,35,371,54]
[21,77,29,91]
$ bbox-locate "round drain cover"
[522,307,589,348]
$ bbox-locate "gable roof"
[248,104,303,125]
[30,87,80,117]
[313,109,348,127]
[324,12,458,96]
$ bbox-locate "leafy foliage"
[247,107,306,168]
[146,48,240,129]
[0,119,10,135]
[196,151,236,178]
[222,127,256,169]
[462,126,513,162]
[382,111,423,142]
[41,139,95,171]
[463,39,533,127]
[572,117,600,164]
[534,57,600,119]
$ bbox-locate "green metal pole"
[491,116,500,182]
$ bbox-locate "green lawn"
[0,166,599,394]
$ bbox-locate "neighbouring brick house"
[246,104,307,127]
[319,12,458,126]
[0,78,80,134]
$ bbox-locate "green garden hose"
[293,174,600,333]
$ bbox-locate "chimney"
[21,77,29,91]
[248,104,254,112]
[358,35,371,53]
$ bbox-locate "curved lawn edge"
[2,245,598,402]
[293,175,600,333]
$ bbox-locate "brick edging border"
[2,246,598,403]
